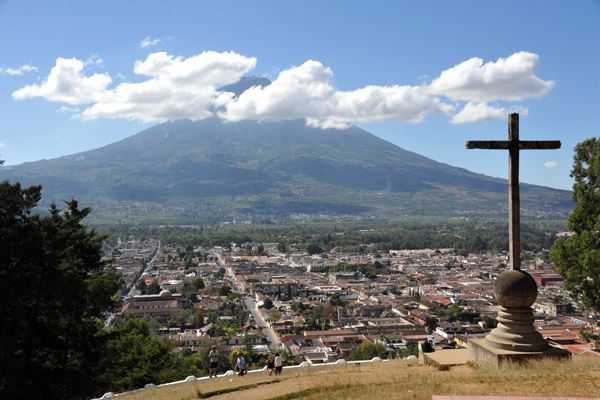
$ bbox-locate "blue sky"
[1,1,599,191]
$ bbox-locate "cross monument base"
[469,270,570,366]
[468,338,571,366]
[466,114,568,366]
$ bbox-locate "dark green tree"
[551,138,600,348]
[99,319,179,393]
[219,285,232,296]
[348,341,390,361]
[397,341,418,358]
[365,270,378,280]
[144,279,161,294]
[425,316,438,331]
[176,352,204,377]
[277,241,287,252]
[170,309,193,330]
[192,276,205,290]
[306,243,323,254]
[551,138,600,312]
[0,182,122,400]
[292,301,306,312]
[262,297,274,309]
[182,279,193,293]
[136,279,147,292]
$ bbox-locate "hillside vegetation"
[116,356,600,400]
[2,117,572,220]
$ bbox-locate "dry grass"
[117,355,600,400]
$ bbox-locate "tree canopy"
[98,319,179,393]
[551,137,600,314]
[348,341,390,361]
[0,181,123,399]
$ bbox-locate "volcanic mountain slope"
[2,117,572,218]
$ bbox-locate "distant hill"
[1,81,572,221]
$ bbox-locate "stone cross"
[466,113,560,271]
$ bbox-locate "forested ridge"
[105,220,562,255]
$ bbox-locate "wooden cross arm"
[466,140,561,150]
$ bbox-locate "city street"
[217,257,282,348]
[244,297,282,348]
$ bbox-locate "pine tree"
[0,182,122,399]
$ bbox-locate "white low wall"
[96,357,388,399]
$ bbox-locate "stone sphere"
[494,270,537,308]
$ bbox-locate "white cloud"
[221,60,453,128]
[0,64,38,76]
[11,51,554,128]
[264,66,281,81]
[451,102,528,124]
[12,57,111,105]
[428,51,554,103]
[141,36,162,48]
[56,105,80,113]
[451,102,506,124]
[0,142,4,147]
[81,51,256,122]
[544,161,558,169]
[85,54,103,65]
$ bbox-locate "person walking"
[208,345,219,378]
[265,355,275,376]
[235,353,247,377]
[274,352,283,375]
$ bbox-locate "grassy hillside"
[115,356,600,400]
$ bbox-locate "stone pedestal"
[485,306,548,352]
[469,270,570,366]
[469,338,570,366]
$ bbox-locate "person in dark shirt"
[265,355,275,375]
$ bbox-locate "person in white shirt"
[274,352,283,375]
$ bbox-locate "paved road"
[105,240,160,327]
[218,258,282,348]
[244,297,282,348]
[124,239,161,298]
